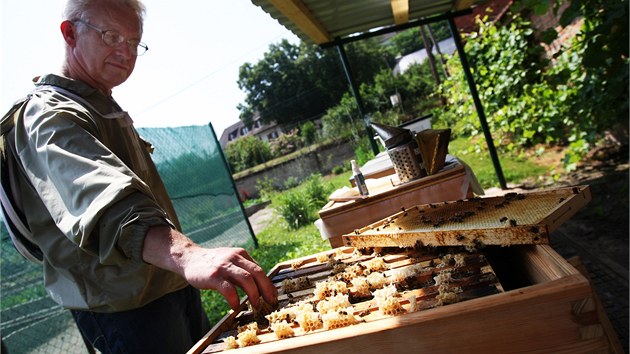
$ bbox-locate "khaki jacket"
[11,74,188,312]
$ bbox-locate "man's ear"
[60,20,77,46]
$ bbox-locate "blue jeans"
[72,286,211,354]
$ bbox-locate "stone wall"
[234,141,356,199]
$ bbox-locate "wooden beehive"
[188,244,621,354]
[189,185,621,354]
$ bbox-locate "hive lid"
[341,185,592,248]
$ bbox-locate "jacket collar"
[33,74,100,98]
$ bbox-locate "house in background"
[219,116,284,148]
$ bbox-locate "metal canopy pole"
[336,43,380,156]
[447,15,507,189]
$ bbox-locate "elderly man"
[5,0,277,352]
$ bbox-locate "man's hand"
[142,226,277,310]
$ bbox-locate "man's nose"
[114,42,134,58]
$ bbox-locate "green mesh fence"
[0,123,254,353]
[137,124,257,249]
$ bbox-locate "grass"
[201,172,350,325]
[200,137,554,325]
[448,138,550,188]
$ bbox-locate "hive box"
[188,245,622,354]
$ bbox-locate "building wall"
[234,141,356,199]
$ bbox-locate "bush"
[300,121,318,145]
[321,93,359,140]
[283,176,300,190]
[270,129,303,157]
[224,136,272,172]
[354,137,376,166]
[276,191,313,229]
[304,174,333,208]
[331,162,350,175]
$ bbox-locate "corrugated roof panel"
[306,0,396,38]
[251,0,484,45]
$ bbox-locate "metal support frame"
[323,9,508,189]
[447,15,507,189]
[336,43,380,156]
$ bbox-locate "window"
[240,126,249,135]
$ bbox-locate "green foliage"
[270,129,302,156]
[283,176,300,190]
[331,162,350,175]
[242,198,263,208]
[255,176,276,201]
[354,137,376,166]
[276,190,313,229]
[366,62,437,117]
[303,173,334,208]
[321,93,360,140]
[273,172,336,229]
[200,290,231,325]
[224,135,272,173]
[434,10,627,168]
[385,22,452,57]
[237,38,393,127]
[449,137,547,188]
[320,57,440,142]
[388,27,423,57]
[370,110,402,128]
[300,120,318,145]
[250,218,329,275]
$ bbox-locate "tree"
[237,38,394,127]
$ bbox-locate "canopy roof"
[251,0,485,46]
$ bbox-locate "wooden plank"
[390,0,409,25]
[567,256,625,354]
[541,186,592,233]
[320,165,471,247]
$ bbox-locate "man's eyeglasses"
[73,20,148,56]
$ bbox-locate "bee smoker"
[370,122,426,184]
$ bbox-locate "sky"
[1,0,300,137]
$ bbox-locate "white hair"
[62,0,146,32]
